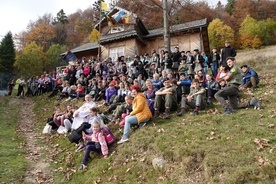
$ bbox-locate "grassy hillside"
[24,46,276,183]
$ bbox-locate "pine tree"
[0,32,16,73]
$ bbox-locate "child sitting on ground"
[79,121,108,171]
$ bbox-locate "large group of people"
[10,40,262,171]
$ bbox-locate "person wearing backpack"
[73,107,105,152]
[79,120,108,171]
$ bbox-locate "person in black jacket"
[221,40,236,68]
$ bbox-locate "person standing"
[221,41,236,68]
[15,76,26,97]
[8,79,15,96]
[208,48,220,78]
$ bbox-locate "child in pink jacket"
[78,121,108,171]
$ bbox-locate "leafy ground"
[1,46,276,184]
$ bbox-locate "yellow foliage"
[208,18,235,50]
[89,29,101,43]
[25,23,55,51]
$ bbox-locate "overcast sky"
[0,0,227,42]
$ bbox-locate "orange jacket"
[129,93,152,123]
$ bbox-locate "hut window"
[110,47,124,61]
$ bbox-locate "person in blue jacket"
[240,65,259,90]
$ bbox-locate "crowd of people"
[10,40,262,171]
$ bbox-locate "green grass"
[1,46,276,183]
[0,97,27,183]
[33,48,275,183]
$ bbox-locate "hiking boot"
[164,108,170,119]
[223,108,233,115]
[207,98,212,105]
[78,164,87,171]
[177,109,186,116]
[139,122,147,128]
[117,137,129,144]
[154,110,160,118]
[249,97,262,109]
[193,109,199,116]
[75,142,85,152]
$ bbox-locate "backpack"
[101,126,115,145]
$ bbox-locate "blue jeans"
[123,115,138,138]
[82,142,101,165]
[211,62,218,77]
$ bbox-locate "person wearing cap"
[154,78,178,119]
[221,40,236,68]
[177,79,206,116]
[117,85,152,144]
[185,51,195,79]
[240,65,259,90]
[214,57,261,115]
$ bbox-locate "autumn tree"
[231,0,258,31]
[118,0,163,29]
[25,22,55,51]
[225,0,235,15]
[53,9,69,25]
[0,32,16,73]
[208,18,235,50]
[89,29,101,42]
[238,15,262,49]
[15,42,46,77]
[52,9,69,45]
[238,15,276,49]
[45,44,67,72]
[66,8,96,48]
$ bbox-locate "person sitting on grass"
[240,65,260,90]
[177,73,191,102]
[108,95,133,125]
[75,107,105,152]
[154,78,178,119]
[118,95,133,127]
[71,94,97,130]
[65,85,77,101]
[104,83,117,106]
[214,57,261,115]
[58,81,71,100]
[205,74,220,105]
[177,79,206,116]
[143,79,157,115]
[79,120,108,171]
[75,83,85,100]
[117,85,152,144]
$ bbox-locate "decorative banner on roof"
[101,0,109,11]
[122,13,136,24]
[114,10,126,23]
[62,51,77,62]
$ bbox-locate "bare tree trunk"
[163,0,171,54]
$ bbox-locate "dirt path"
[11,98,53,184]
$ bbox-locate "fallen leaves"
[157,128,165,133]
[254,156,271,166]
[254,138,271,151]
